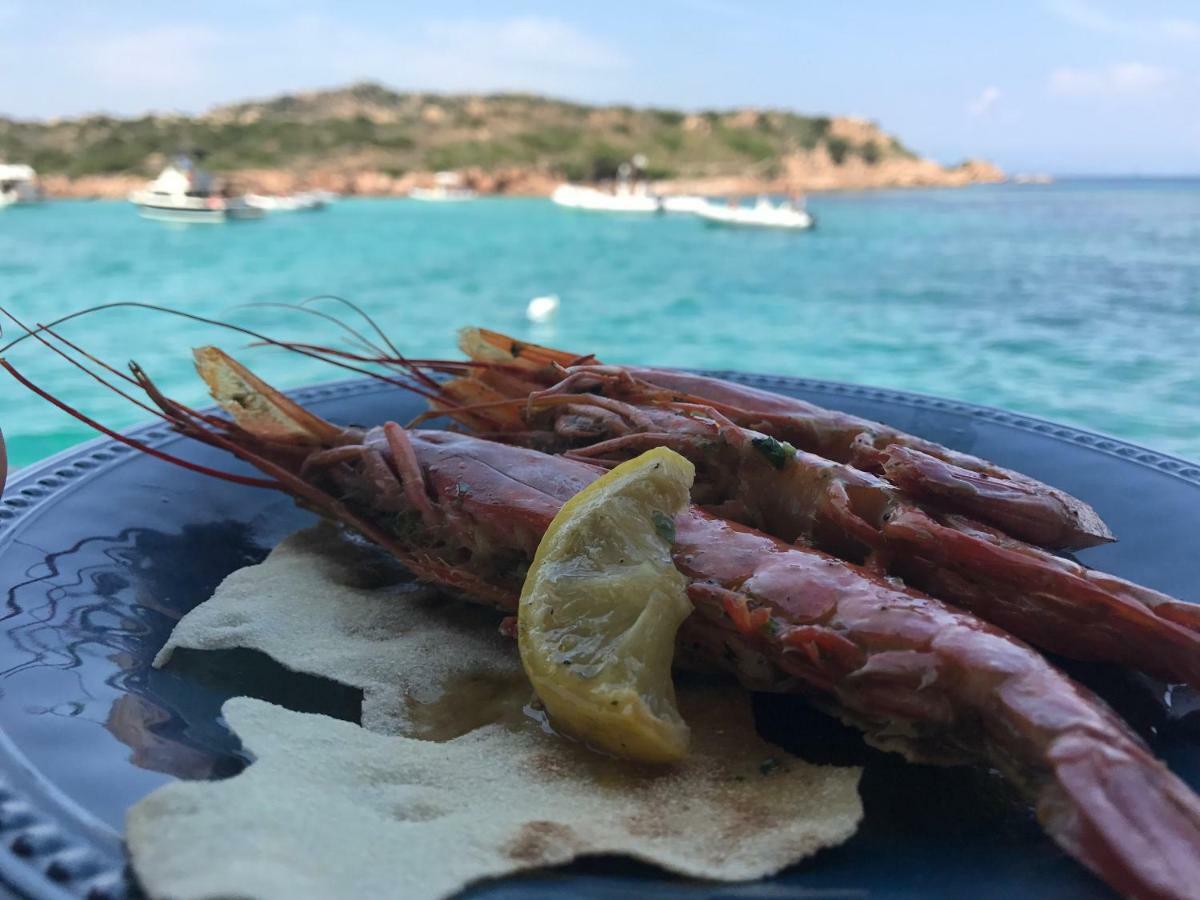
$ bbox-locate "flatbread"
[154,526,518,739]
[128,526,862,899]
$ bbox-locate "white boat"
[409,171,477,202]
[129,155,264,223]
[660,195,709,214]
[694,196,815,231]
[551,183,661,213]
[245,191,328,212]
[0,164,41,207]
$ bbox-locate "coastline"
[38,156,1005,200]
[9,85,1007,200]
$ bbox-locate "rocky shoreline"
[9,84,1007,200]
[39,155,1004,201]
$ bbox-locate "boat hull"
[660,195,709,214]
[134,204,264,224]
[408,188,477,202]
[136,205,227,224]
[695,204,815,230]
[245,193,329,212]
[551,184,661,213]
[0,189,41,208]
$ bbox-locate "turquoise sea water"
[1,180,1198,470]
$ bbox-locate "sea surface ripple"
[1,179,1198,469]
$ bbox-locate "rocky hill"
[0,82,1003,197]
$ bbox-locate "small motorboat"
[129,155,264,223]
[0,163,41,207]
[245,191,328,213]
[409,171,477,202]
[694,196,814,231]
[551,182,661,213]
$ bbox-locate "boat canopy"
[148,156,216,195]
[0,164,36,182]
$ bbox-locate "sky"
[1,0,1198,174]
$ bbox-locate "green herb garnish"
[751,436,795,469]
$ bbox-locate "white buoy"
[526,294,560,323]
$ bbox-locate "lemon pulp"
[518,447,695,763]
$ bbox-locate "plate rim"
[0,370,1198,899]
[4,371,1198,540]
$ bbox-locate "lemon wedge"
[518,447,696,763]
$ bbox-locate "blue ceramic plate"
[0,374,1197,900]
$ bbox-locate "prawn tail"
[458,326,595,371]
[1038,731,1200,900]
[192,346,343,445]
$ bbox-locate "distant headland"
[1,82,1004,198]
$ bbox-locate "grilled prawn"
[454,327,1114,551]
[3,343,1198,899]
[413,357,1200,690]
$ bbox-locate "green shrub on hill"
[0,83,924,179]
[825,136,851,165]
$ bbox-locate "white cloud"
[4,14,629,118]
[967,86,1001,118]
[1048,62,1172,98]
[264,14,629,91]
[1048,0,1121,33]
[82,25,221,94]
[382,16,630,96]
[424,17,626,72]
[1047,0,1200,42]
[1159,17,1200,41]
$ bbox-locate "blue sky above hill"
[2,0,1197,174]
